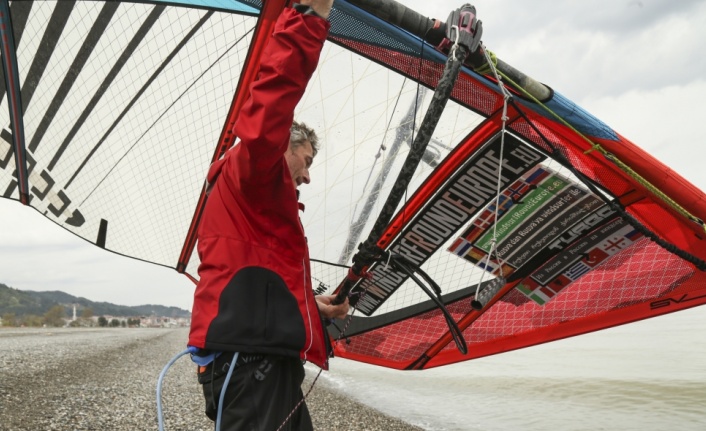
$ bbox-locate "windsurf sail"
[1,0,704,370]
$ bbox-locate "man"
[188,0,349,429]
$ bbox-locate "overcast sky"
[1,0,705,312]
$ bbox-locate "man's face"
[285,140,314,190]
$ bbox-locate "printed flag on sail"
[517,217,644,305]
[447,161,647,307]
[448,165,551,270]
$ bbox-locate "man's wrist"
[293,3,327,20]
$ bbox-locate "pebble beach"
[0,327,423,431]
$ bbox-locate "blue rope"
[156,347,238,431]
[215,352,239,431]
[156,346,198,431]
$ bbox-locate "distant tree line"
[0,283,190,320]
[1,305,142,328]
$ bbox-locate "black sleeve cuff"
[293,3,325,20]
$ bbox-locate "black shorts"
[197,353,313,431]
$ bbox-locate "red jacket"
[188,8,331,369]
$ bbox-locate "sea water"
[314,305,706,431]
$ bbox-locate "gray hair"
[290,120,319,157]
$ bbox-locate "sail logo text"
[650,292,706,310]
[354,135,545,315]
[1,130,85,227]
[547,205,615,252]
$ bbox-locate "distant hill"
[0,283,190,318]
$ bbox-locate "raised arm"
[231,4,331,183]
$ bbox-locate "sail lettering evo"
[354,134,546,315]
